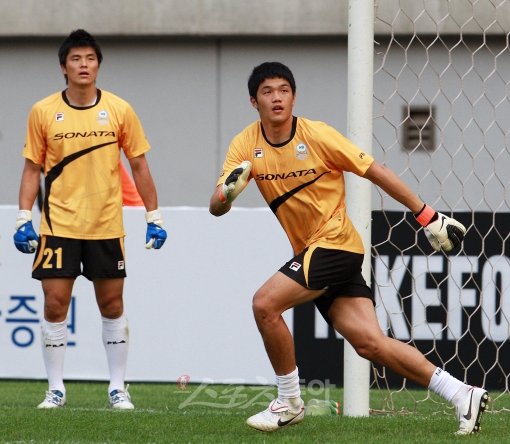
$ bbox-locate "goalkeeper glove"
[145,209,167,249]
[415,204,466,252]
[217,161,252,204]
[13,210,39,253]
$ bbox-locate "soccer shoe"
[455,386,489,435]
[37,390,66,409]
[246,398,305,432]
[109,386,135,410]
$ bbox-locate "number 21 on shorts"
[42,247,63,269]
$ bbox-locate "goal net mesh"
[371,0,509,414]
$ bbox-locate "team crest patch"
[295,143,308,160]
[289,261,302,272]
[97,110,109,125]
[254,147,264,158]
[55,112,64,122]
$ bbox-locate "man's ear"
[250,96,258,110]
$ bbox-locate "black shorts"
[32,235,127,281]
[279,246,373,325]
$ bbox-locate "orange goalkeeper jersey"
[217,117,374,254]
[23,89,150,239]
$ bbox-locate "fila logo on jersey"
[289,261,302,272]
[55,112,64,122]
[118,261,125,270]
[254,147,264,158]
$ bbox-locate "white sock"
[276,367,301,408]
[102,314,129,394]
[41,319,67,394]
[428,367,468,404]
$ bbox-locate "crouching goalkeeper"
[209,61,488,436]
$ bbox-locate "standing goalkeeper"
[13,29,167,409]
[209,61,488,435]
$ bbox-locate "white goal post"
[344,0,510,415]
[344,0,374,417]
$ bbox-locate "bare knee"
[348,334,386,363]
[252,290,280,330]
[94,278,124,318]
[44,296,68,322]
[42,278,74,322]
[97,295,123,318]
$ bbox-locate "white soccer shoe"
[37,389,66,409]
[109,385,135,410]
[455,386,489,435]
[246,398,305,432]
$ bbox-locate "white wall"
[0,206,294,383]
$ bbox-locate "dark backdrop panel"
[295,212,509,390]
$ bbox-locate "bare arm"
[19,159,41,210]
[209,185,232,217]
[363,161,424,214]
[128,154,158,212]
[364,161,467,252]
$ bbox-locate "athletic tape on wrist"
[145,209,162,224]
[16,209,32,221]
[415,204,436,227]
[15,209,33,229]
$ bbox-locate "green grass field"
[1,380,509,443]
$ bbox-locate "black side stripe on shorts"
[43,141,117,233]
[269,171,331,215]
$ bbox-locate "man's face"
[61,47,99,87]
[251,77,295,124]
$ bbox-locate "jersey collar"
[261,115,297,148]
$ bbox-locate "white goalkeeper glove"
[415,204,466,252]
[217,161,252,204]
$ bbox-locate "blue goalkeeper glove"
[145,209,167,249]
[13,210,39,253]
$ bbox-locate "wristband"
[15,209,33,229]
[17,209,32,221]
[145,209,162,224]
[415,204,436,227]
[217,186,227,204]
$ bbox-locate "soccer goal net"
[371,0,509,413]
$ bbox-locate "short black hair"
[58,29,103,67]
[248,62,296,99]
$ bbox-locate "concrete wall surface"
[1,0,509,37]
[2,34,508,212]
[0,0,348,36]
